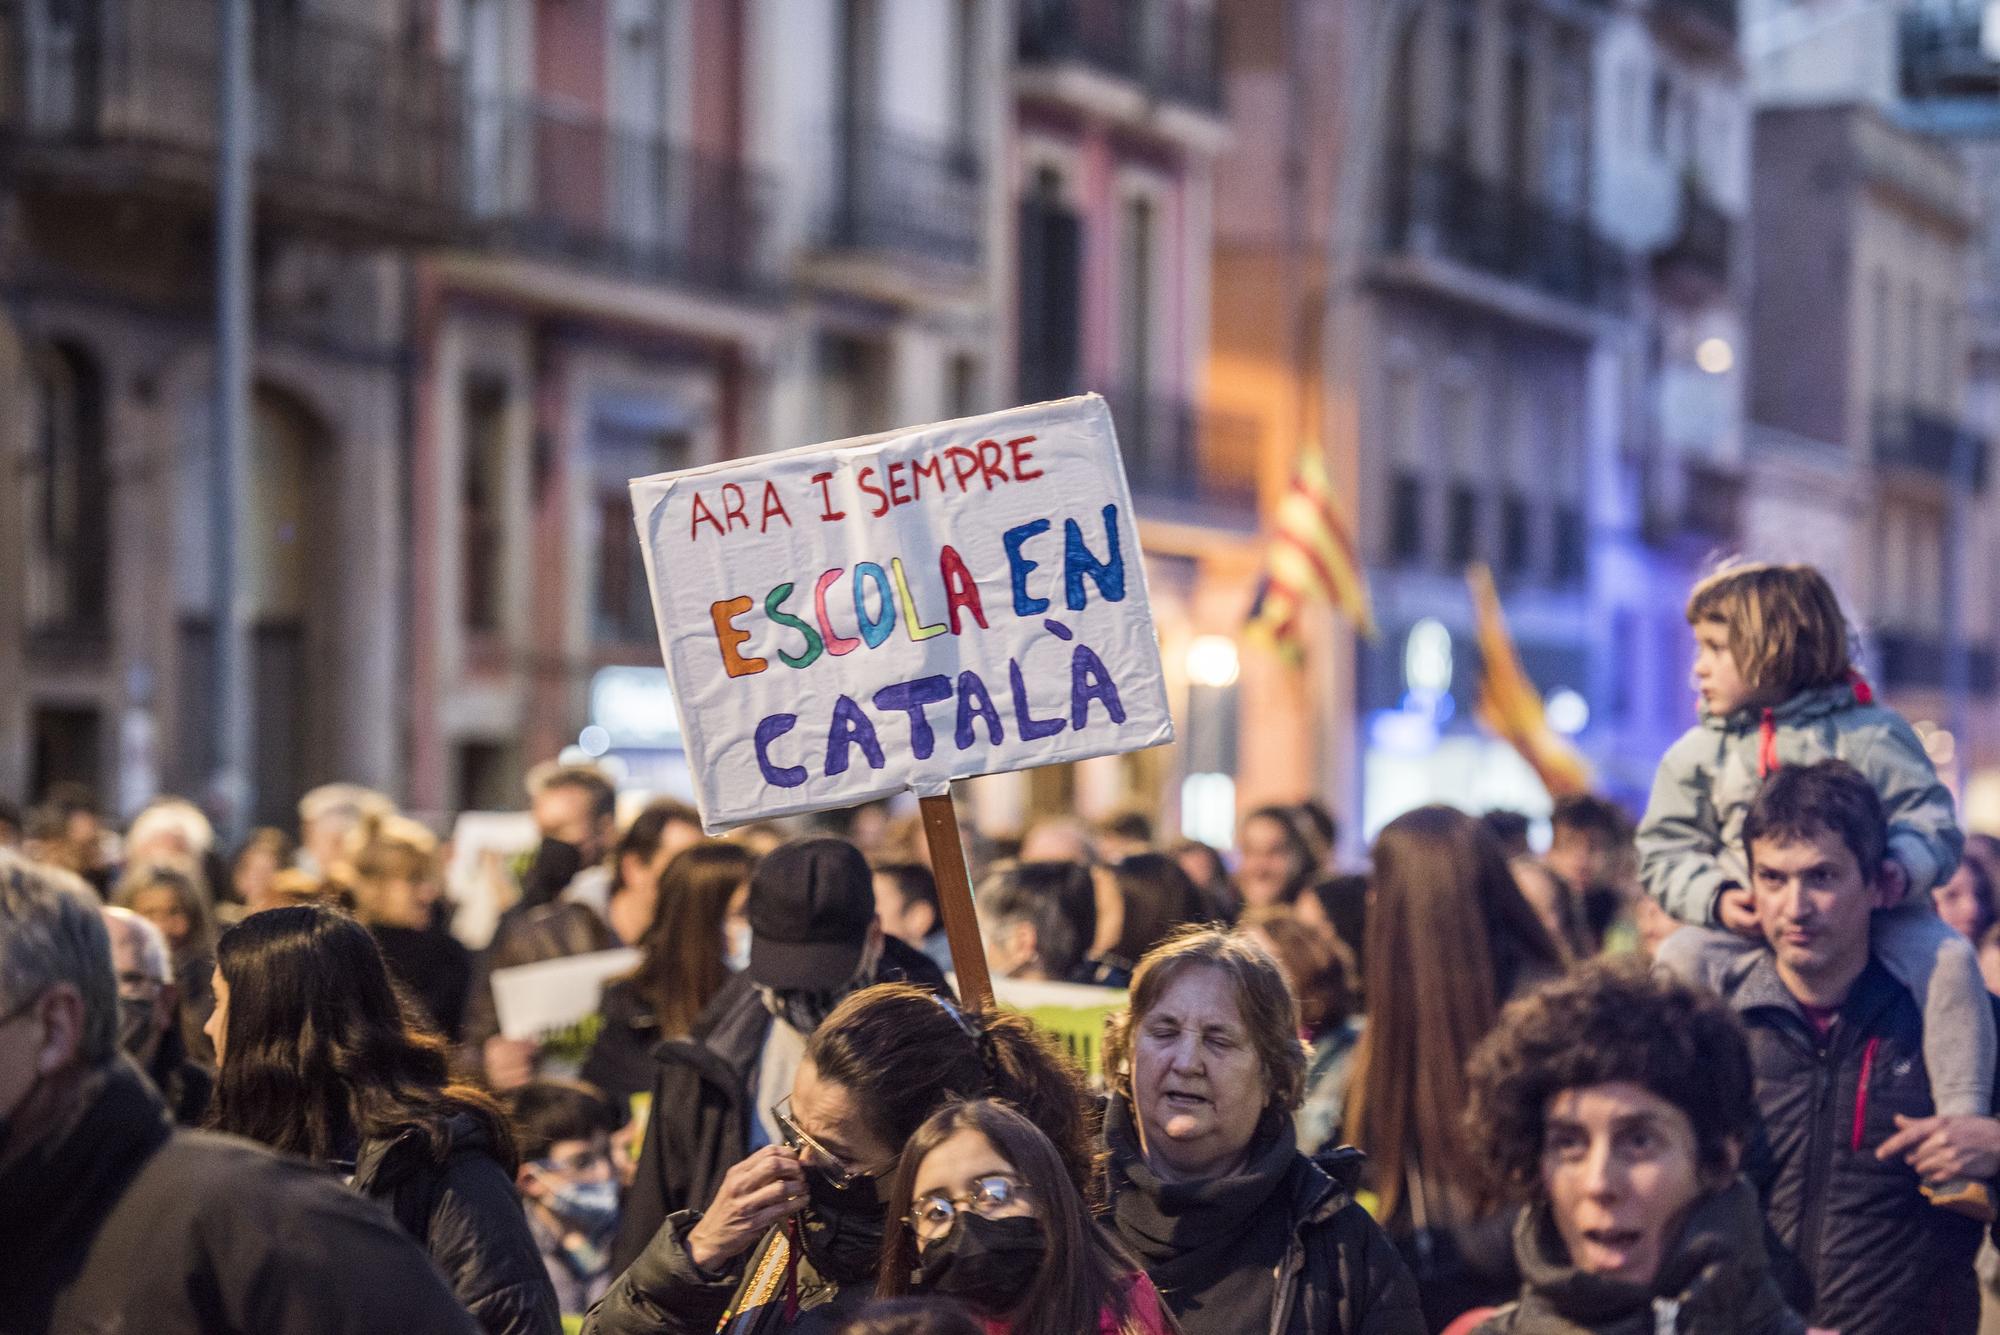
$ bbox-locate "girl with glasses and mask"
[878,1099,1176,1335]
[585,984,1093,1335]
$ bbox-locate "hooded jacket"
[1474,1179,1805,1335]
[585,1207,872,1335]
[352,1110,562,1335]
[0,1057,479,1335]
[1636,680,1961,926]
[609,937,948,1277]
[1727,953,1990,1335]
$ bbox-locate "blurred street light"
[1695,336,1735,375]
[1186,634,1242,688]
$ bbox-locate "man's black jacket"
[1732,954,1990,1335]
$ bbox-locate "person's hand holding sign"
[684,1146,808,1274]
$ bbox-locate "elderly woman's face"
[1131,965,1267,1183]
[1541,1081,1708,1288]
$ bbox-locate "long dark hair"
[1111,853,1207,962]
[1238,805,1318,907]
[622,840,754,1037]
[878,1099,1160,1335]
[805,984,1094,1196]
[1343,806,1562,1222]
[206,904,514,1169]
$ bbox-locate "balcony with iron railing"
[0,0,463,244]
[1654,0,1737,48]
[814,120,983,272]
[1872,402,1990,491]
[466,98,779,297]
[1902,7,2000,99]
[1102,389,1258,516]
[1016,0,1223,115]
[1382,151,1625,313]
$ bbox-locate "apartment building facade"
[1587,0,1750,801]
[404,0,1011,816]
[1353,0,1625,833]
[1002,0,1235,835]
[1742,0,1997,789]
[0,0,455,826]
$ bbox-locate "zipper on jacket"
[1797,1036,1835,1294]
[1268,1240,1303,1335]
[1849,1036,1879,1152]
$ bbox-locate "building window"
[1651,71,1671,157]
[1447,482,1480,566]
[950,0,979,161]
[948,352,980,419]
[460,375,509,636]
[454,739,515,813]
[29,705,101,804]
[817,332,891,441]
[1610,608,1636,722]
[610,0,672,245]
[27,342,108,635]
[1119,191,1158,398]
[1445,0,1477,162]
[1018,165,1081,402]
[591,413,692,644]
[1501,490,1530,575]
[1503,12,1531,192]
[1553,501,1587,584]
[1390,471,1426,565]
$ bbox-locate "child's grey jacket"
[1636,679,1962,926]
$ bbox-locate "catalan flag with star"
[1246,445,1375,661]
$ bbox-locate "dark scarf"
[1499,1178,1803,1335]
[1103,1095,1296,1335]
[0,1059,172,1319]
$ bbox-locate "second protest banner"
[632,395,1174,832]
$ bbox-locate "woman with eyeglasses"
[584,984,1093,1335]
[877,1099,1175,1335]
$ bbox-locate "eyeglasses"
[535,1147,613,1178]
[772,1096,889,1189]
[114,971,165,1004]
[906,1173,1028,1242]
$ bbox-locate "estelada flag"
[1246,446,1375,660]
[1467,562,1593,797]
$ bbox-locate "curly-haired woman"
[1453,960,1821,1335]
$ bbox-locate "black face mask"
[915,1213,1047,1315]
[796,1163,889,1285]
[117,998,155,1057]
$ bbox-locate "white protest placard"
[630,395,1175,832]
[490,947,641,1042]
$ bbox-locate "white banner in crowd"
[631,395,1175,832]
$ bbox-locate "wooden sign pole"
[918,786,994,1012]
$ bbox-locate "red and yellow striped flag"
[1467,562,1594,797]
[1246,446,1375,660]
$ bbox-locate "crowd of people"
[6,559,2000,1334]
